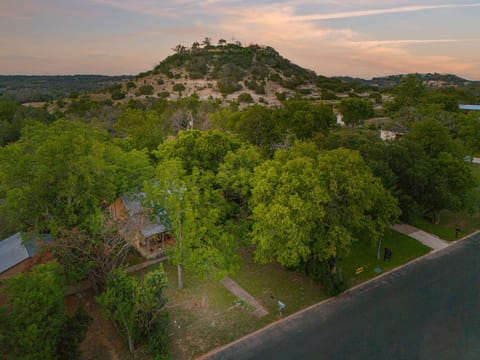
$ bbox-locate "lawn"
[338,228,431,286]
[142,230,431,359]
[161,250,326,359]
[412,217,462,241]
[413,163,480,239]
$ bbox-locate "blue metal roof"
[0,232,30,273]
[0,233,53,273]
[459,104,480,111]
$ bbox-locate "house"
[0,232,53,278]
[380,129,407,141]
[109,193,174,260]
[459,104,480,111]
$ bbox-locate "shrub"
[157,79,165,85]
[111,89,126,100]
[157,91,170,99]
[135,84,154,96]
[173,83,186,93]
[276,92,287,101]
[238,92,254,103]
[217,79,242,96]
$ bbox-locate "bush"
[145,315,170,359]
[111,89,126,100]
[135,84,154,96]
[157,91,170,99]
[238,92,254,103]
[57,307,92,360]
[276,92,287,101]
[297,260,346,296]
[157,79,164,85]
[173,83,186,93]
[218,79,242,96]
[321,90,338,100]
[126,81,136,89]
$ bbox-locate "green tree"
[394,74,426,108]
[456,112,480,156]
[397,120,476,222]
[0,120,153,234]
[275,101,336,140]
[227,105,280,155]
[154,129,240,174]
[250,144,399,268]
[97,267,168,354]
[1,261,91,360]
[115,108,168,151]
[238,92,254,103]
[217,144,263,208]
[145,159,238,288]
[338,98,374,131]
[173,83,186,94]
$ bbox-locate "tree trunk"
[123,318,134,354]
[177,263,183,289]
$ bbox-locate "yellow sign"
[355,267,364,275]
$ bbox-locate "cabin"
[109,193,174,260]
[0,232,53,278]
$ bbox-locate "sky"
[1,0,480,79]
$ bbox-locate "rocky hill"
[109,42,353,105]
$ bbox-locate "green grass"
[413,163,480,239]
[339,229,431,286]
[160,251,326,359]
[412,217,461,241]
[232,247,326,318]
[141,229,432,358]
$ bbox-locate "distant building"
[380,129,407,141]
[109,193,174,260]
[0,232,53,277]
[336,113,345,125]
[459,104,480,111]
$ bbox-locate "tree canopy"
[249,143,399,267]
[144,159,239,288]
[0,120,153,233]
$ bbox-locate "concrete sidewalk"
[391,224,450,251]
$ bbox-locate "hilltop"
[107,41,354,105]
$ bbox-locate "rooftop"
[459,104,480,111]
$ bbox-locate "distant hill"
[337,73,480,89]
[108,42,372,105]
[0,75,133,103]
[4,43,479,106]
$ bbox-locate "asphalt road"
[208,233,480,360]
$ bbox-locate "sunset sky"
[2,0,480,79]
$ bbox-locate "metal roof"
[0,232,30,273]
[141,223,166,238]
[119,192,169,237]
[0,233,53,273]
[459,104,480,111]
[119,193,145,216]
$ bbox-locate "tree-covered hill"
[0,75,133,103]
[107,40,364,105]
[342,73,480,89]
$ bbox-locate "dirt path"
[221,276,268,318]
